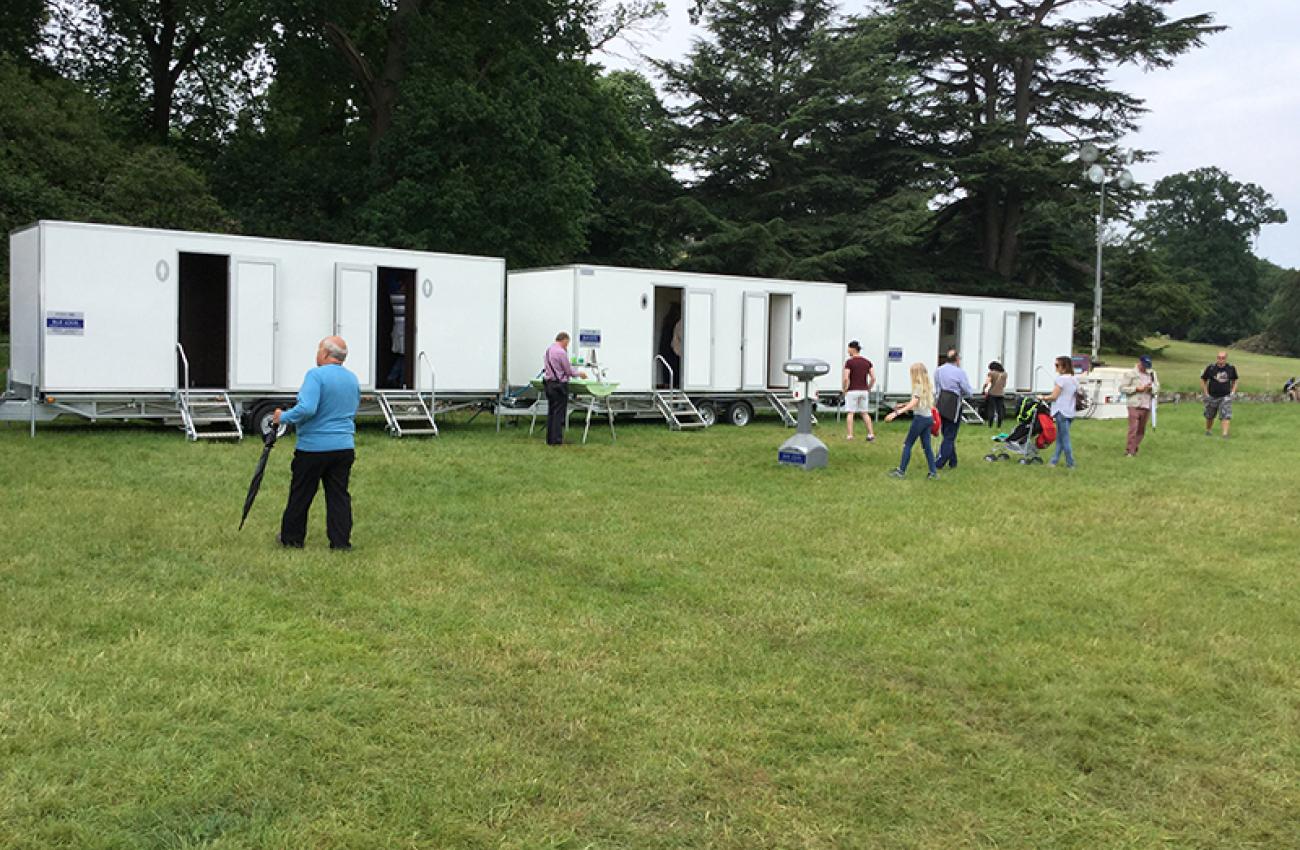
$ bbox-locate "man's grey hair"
[323,339,348,362]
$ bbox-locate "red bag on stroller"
[1035,413,1057,448]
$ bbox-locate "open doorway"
[653,286,682,388]
[1016,312,1036,390]
[767,293,792,388]
[376,267,417,388]
[938,306,961,364]
[177,252,230,388]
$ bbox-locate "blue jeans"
[899,415,937,475]
[935,418,961,468]
[1051,414,1075,468]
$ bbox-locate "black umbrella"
[238,424,281,531]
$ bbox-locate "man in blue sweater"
[273,336,361,550]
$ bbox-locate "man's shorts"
[1204,395,1233,420]
[844,390,871,412]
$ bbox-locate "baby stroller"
[984,397,1056,465]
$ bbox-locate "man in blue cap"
[1119,355,1157,456]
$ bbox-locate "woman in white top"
[884,362,939,479]
[1039,355,1079,468]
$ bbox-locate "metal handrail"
[654,354,674,391]
[418,350,435,412]
[176,342,191,390]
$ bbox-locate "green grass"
[3,407,1299,848]
[1109,337,1300,394]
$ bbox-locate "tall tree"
[0,0,46,60]
[878,0,1220,281]
[1137,167,1288,344]
[664,0,928,284]
[578,70,685,269]
[44,0,269,143]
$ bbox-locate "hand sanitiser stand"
[777,358,830,470]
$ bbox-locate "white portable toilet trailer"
[3,221,505,438]
[506,265,847,427]
[844,291,1074,398]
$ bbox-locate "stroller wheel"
[1031,457,1045,465]
[984,454,996,462]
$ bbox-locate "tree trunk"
[325,0,425,159]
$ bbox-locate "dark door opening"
[177,252,230,388]
[653,286,683,388]
[938,307,960,364]
[376,267,417,389]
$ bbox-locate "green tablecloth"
[530,378,620,398]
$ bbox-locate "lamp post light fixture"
[1079,143,1135,365]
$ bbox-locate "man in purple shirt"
[543,331,587,445]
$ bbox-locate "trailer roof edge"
[509,263,848,290]
[18,220,506,266]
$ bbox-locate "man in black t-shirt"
[1200,350,1239,438]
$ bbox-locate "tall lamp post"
[1079,143,1134,365]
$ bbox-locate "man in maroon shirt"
[842,340,876,442]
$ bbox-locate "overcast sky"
[601,0,1299,270]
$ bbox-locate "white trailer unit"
[506,265,846,427]
[844,291,1074,396]
[3,221,504,438]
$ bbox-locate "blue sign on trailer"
[579,329,602,347]
[45,312,85,335]
[888,347,903,362]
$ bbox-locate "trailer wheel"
[727,401,753,427]
[696,401,718,427]
[248,401,280,438]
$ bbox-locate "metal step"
[960,399,985,425]
[176,390,242,441]
[766,391,816,427]
[653,390,709,430]
[377,390,438,438]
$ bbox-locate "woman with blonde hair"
[884,362,939,479]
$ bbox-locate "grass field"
[2,405,1298,848]
[1119,337,1300,394]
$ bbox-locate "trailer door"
[334,264,376,389]
[741,291,767,390]
[230,258,278,389]
[683,288,715,390]
[1002,311,1019,391]
[961,310,983,388]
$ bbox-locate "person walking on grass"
[982,361,1007,428]
[884,362,938,480]
[1120,355,1157,457]
[542,331,588,446]
[1039,355,1079,469]
[274,336,361,550]
[842,340,876,443]
[1200,350,1239,438]
[933,349,973,469]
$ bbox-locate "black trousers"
[544,379,569,445]
[986,396,1005,427]
[280,449,355,548]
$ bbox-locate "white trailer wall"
[844,291,1074,395]
[23,222,503,395]
[507,266,847,395]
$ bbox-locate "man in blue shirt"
[273,336,361,549]
[933,348,974,470]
